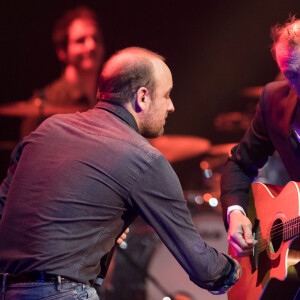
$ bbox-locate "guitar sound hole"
[269,219,283,253]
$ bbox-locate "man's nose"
[168,98,175,113]
[85,36,96,50]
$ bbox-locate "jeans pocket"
[40,290,78,300]
[77,286,99,300]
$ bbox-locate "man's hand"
[228,210,257,257]
[117,227,129,245]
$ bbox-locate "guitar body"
[228,181,300,300]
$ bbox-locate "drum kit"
[0,87,258,300]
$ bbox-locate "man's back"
[0,102,161,283]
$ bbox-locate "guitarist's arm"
[220,86,275,256]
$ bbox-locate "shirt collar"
[94,100,140,133]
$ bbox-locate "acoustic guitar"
[228,181,300,300]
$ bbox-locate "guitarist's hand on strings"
[228,210,257,257]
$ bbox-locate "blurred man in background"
[22,6,105,136]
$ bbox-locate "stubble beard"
[140,122,164,139]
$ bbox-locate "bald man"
[0,47,240,300]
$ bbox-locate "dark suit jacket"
[220,80,300,228]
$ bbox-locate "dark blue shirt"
[0,101,230,290]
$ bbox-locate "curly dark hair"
[271,14,300,58]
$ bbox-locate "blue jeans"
[0,281,99,300]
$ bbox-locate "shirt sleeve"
[0,140,24,219]
[127,154,231,291]
[227,205,246,223]
[220,87,275,229]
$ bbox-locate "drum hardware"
[117,246,177,300]
[102,222,195,300]
[214,86,261,134]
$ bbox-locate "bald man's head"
[97,47,165,103]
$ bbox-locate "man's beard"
[140,123,164,138]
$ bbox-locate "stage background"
[1,2,300,299]
[0,0,299,175]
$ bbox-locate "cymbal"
[241,86,263,98]
[0,99,89,118]
[209,143,237,156]
[148,135,211,163]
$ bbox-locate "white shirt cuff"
[227,205,246,224]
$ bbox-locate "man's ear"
[56,47,67,63]
[136,87,150,112]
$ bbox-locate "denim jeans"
[0,281,99,300]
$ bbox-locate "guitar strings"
[257,221,299,240]
[256,223,298,243]
[251,217,299,239]
[251,221,300,253]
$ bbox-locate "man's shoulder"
[261,80,291,106]
[131,135,166,161]
[264,80,290,97]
